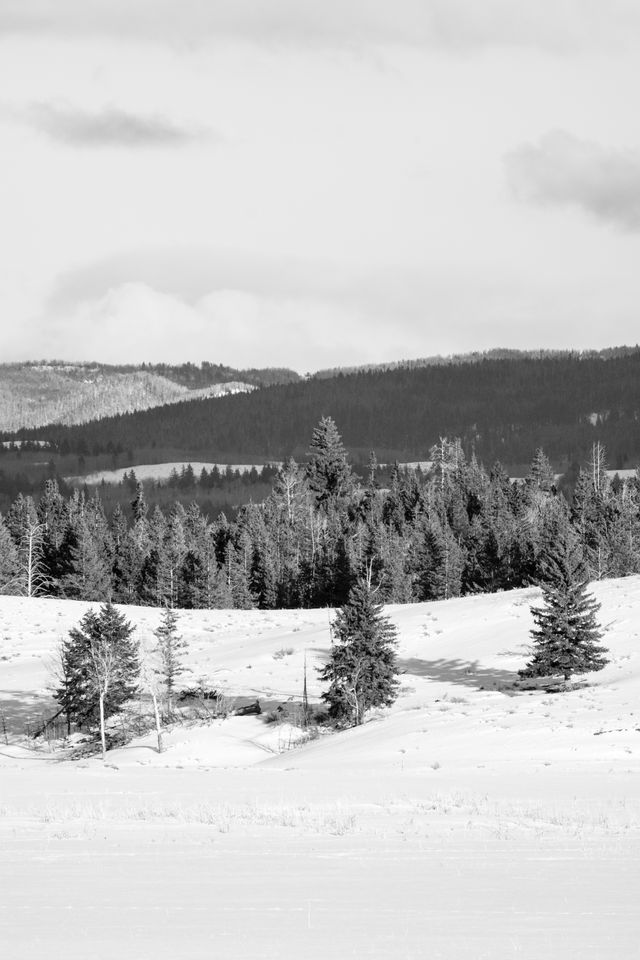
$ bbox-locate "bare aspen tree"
[140,641,165,753]
[87,639,119,762]
[590,442,608,496]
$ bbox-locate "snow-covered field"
[66,461,282,485]
[68,462,637,487]
[2,580,640,958]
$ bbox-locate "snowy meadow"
[1,580,640,958]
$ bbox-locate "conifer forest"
[0,416,636,612]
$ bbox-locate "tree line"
[0,419,638,610]
[11,349,640,469]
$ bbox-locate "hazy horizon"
[4,342,640,378]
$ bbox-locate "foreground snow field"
[2,579,640,958]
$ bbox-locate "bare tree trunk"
[151,689,164,753]
[99,691,107,762]
[27,533,33,598]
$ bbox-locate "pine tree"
[62,515,112,601]
[521,523,608,683]
[131,480,147,524]
[154,607,189,714]
[528,448,555,492]
[225,541,255,609]
[320,581,399,726]
[0,513,20,594]
[55,602,139,749]
[306,416,354,509]
[415,518,464,600]
[37,479,69,589]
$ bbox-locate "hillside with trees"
[0,361,300,432]
[10,349,640,473]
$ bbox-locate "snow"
[1,580,640,957]
[66,461,282,485]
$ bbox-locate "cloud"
[2,0,640,52]
[46,248,362,312]
[39,282,369,370]
[17,103,204,147]
[505,131,640,231]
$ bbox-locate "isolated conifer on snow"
[55,601,139,732]
[154,606,188,713]
[521,522,608,683]
[320,580,399,726]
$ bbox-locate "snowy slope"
[1,582,640,959]
[2,579,639,771]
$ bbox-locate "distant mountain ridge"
[0,361,299,432]
[11,346,640,472]
[312,345,640,379]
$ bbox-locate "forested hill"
[312,345,639,379]
[8,350,640,470]
[0,361,300,432]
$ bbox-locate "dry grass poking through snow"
[0,798,358,836]
[2,791,639,844]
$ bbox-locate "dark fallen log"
[178,687,219,701]
[234,699,262,716]
[513,675,587,693]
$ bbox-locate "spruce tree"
[320,581,399,726]
[62,517,112,601]
[306,416,354,509]
[55,602,139,735]
[415,519,464,600]
[154,607,188,714]
[521,523,608,683]
[0,513,20,594]
[528,448,555,492]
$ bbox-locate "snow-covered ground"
[66,461,282,485]
[1,581,640,958]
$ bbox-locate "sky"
[2,1,640,373]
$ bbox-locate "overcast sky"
[2,1,640,372]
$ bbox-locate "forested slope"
[0,362,298,432]
[13,350,640,470]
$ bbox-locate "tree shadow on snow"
[398,658,519,696]
[0,690,58,735]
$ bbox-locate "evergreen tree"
[415,518,464,600]
[224,541,255,609]
[110,504,131,601]
[521,523,608,682]
[131,480,147,524]
[37,479,69,589]
[306,416,354,509]
[380,529,414,603]
[0,512,20,593]
[383,464,407,534]
[320,581,399,726]
[55,602,140,737]
[154,607,189,714]
[62,516,112,601]
[528,448,555,492]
